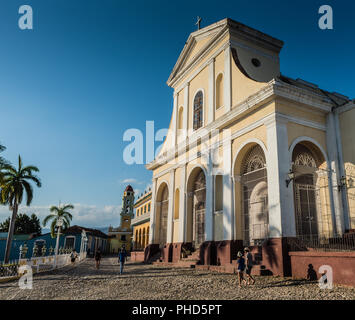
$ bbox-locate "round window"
[251,58,261,67]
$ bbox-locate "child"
[236,251,246,288]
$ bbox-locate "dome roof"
[125,185,133,192]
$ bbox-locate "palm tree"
[43,204,74,238]
[0,142,9,184]
[0,155,41,263]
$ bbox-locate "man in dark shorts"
[118,245,127,275]
[244,247,255,285]
[95,249,102,270]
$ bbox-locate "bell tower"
[120,185,135,229]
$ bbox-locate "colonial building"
[132,189,152,250]
[0,225,107,261]
[145,18,355,276]
[108,185,134,253]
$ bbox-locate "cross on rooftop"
[195,16,202,30]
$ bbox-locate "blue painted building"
[0,225,108,262]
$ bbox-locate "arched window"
[193,91,203,130]
[241,145,268,246]
[216,73,224,109]
[292,143,329,239]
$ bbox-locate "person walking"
[244,247,255,285]
[94,248,102,270]
[118,246,127,275]
[236,251,246,288]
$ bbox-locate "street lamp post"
[54,217,63,268]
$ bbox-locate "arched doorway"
[155,182,169,247]
[240,145,268,245]
[186,167,206,248]
[292,142,331,239]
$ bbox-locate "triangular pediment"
[167,19,229,86]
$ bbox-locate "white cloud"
[121,178,138,184]
[0,203,123,229]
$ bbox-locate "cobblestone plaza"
[1,258,354,300]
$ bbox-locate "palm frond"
[62,204,74,211]
[22,174,42,188]
[50,206,60,213]
[43,214,56,227]
[62,211,73,221]
[22,180,33,206]
[18,155,22,172]
[22,165,40,173]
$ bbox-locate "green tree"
[0,142,9,184]
[0,155,41,263]
[43,204,74,238]
[0,213,42,235]
[0,143,8,167]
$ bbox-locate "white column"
[178,165,187,242]
[149,178,158,244]
[326,113,345,235]
[207,58,215,124]
[224,47,232,113]
[173,94,178,147]
[334,111,351,231]
[223,133,233,240]
[265,115,296,238]
[166,170,175,243]
[205,151,214,241]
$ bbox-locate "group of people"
[236,247,255,288]
[93,246,127,275]
[79,245,255,286]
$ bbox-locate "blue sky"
[0,0,354,228]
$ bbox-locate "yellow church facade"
[145,18,355,275]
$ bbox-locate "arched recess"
[138,229,142,250]
[233,141,268,245]
[186,165,206,246]
[178,107,184,130]
[142,228,146,250]
[146,227,150,247]
[216,73,224,109]
[174,189,180,220]
[290,140,333,239]
[135,230,139,250]
[155,181,169,247]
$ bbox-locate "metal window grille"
[241,145,268,246]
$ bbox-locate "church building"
[108,185,135,253]
[145,18,355,276]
